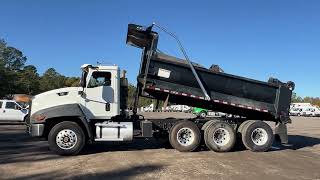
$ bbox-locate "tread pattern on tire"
[48,121,85,156]
[241,120,274,152]
[204,121,236,152]
[169,120,201,152]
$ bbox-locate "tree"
[291,92,303,103]
[2,46,26,71]
[291,92,320,107]
[15,65,40,95]
[127,83,154,109]
[39,68,66,92]
[0,38,85,98]
[0,39,27,97]
[64,77,80,87]
[127,84,136,108]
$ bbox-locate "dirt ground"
[0,113,319,180]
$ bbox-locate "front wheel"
[48,121,85,156]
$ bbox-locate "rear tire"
[169,120,201,152]
[241,121,274,152]
[237,120,254,134]
[48,121,85,156]
[204,121,236,152]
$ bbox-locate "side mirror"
[80,79,86,88]
[15,105,22,110]
[80,71,87,88]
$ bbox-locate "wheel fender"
[275,122,288,144]
[31,104,93,141]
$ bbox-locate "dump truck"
[26,23,294,155]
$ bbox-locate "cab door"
[83,70,117,119]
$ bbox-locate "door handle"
[105,103,110,111]
[3,110,5,113]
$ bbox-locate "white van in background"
[0,100,28,122]
[290,107,303,116]
[141,104,154,112]
[302,107,320,117]
[167,105,191,112]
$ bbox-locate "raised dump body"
[127,24,294,123]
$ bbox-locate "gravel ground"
[0,114,319,180]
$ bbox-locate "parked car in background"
[0,100,28,122]
[302,107,320,117]
[167,105,191,112]
[141,104,154,112]
[192,107,227,118]
[193,107,208,118]
[290,107,303,116]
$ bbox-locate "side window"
[5,102,16,109]
[88,71,111,88]
[0,101,2,109]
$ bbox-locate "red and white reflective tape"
[146,86,269,113]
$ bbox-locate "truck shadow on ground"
[275,135,320,150]
[82,138,172,155]
[0,125,65,165]
[1,124,320,165]
[82,135,320,154]
[7,164,164,180]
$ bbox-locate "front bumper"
[27,124,44,137]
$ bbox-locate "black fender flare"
[31,104,93,141]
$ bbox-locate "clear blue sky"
[0,0,319,97]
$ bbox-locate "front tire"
[169,120,201,152]
[48,121,85,156]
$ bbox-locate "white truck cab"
[30,64,121,121]
[80,64,120,119]
[0,100,28,121]
[27,64,129,154]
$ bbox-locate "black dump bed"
[126,24,294,123]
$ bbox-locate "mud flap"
[275,122,288,144]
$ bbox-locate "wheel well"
[43,117,90,141]
[201,110,207,114]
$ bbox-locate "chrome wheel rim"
[213,128,230,146]
[251,128,268,146]
[177,128,195,146]
[56,129,78,150]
